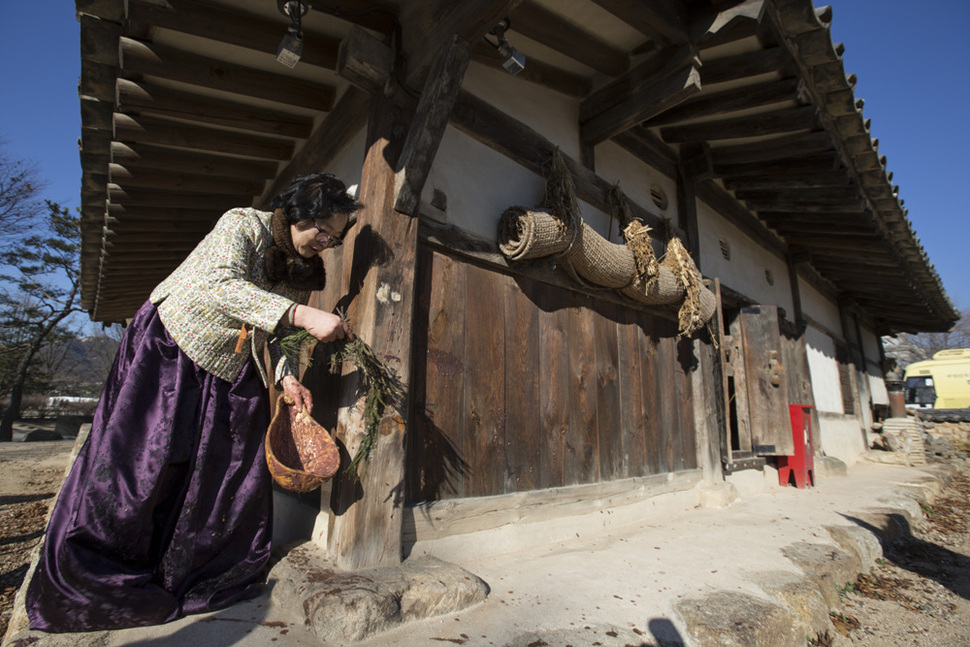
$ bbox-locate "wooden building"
[75,0,958,570]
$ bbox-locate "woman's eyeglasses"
[311,219,342,248]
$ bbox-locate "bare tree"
[0,139,46,241]
[883,309,970,368]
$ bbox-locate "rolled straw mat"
[265,393,340,492]
[498,206,572,261]
[618,265,684,305]
[562,221,636,288]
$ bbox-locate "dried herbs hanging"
[277,314,403,481]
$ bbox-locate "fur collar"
[264,210,327,292]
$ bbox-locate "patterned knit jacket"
[150,207,308,386]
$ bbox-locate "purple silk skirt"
[26,301,272,632]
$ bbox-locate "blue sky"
[1,1,968,312]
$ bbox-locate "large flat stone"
[781,541,860,610]
[676,591,801,647]
[268,542,489,644]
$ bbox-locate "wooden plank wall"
[407,245,697,504]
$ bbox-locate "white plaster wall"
[859,325,889,406]
[805,326,869,463]
[798,279,842,336]
[868,363,889,406]
[595,140,677,222]
[464,63,581,158]
[816,411,866,466]
[422,62,632,243]
[696,199,793,311]
[805,325,842,413]
[422,127,546,241]
[326,127,366,188]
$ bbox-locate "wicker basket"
[265,393,340,492]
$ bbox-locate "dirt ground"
[2,426,969,646]
[824,465,970,647]
[0,423,75,640]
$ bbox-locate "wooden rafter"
[661,105,818,143]
[510,1,629,76]
[126,0,341,69]
[119,37,336,112]
[116,79,315,139]
[588,0,687,45]
[400,0,526,82]
[113,113,294,160]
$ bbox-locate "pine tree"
[0,202,82,441]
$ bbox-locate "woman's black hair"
[271,172,364,224]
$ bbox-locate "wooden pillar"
[676,143,706,266]
[327,82,417,571]
[327,35,472,571]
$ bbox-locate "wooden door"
[735,305,793,456]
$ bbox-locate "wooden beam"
[77,0,124,22]
[661,106,817,143]
[119,37,336,111]
[612,126,678,179]
[471,44,591,98]
[732,187,861,203]
[709,131,833,165]
[116,79,314,139]
[582,61,701,146]
[400,0,526,82]
[395,35,473,216]
[742,200,865,215]
[79,12,121,66]
[714,152,842,178]
[110,142,278,181]
[588,0,687,45]
[309,0,400,34]
[645,78,800,127]
[783,235,885,252]
[699,46,788,85]
[105,220,214,234]
[108,165,265,196]
[80,59,117,103]
[335,25,395,94]
[103,232,204,246]
[759,212,873,229]
[113,113,294,160]
[509,1,629,76]
[107,187,243,210]
[580,43,695,123]
[690,0,764,48]
[126,0,340,69]
[677,158,700,265]
[722,173,849,191]
[105,205,225,222]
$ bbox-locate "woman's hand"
[292,305,355,343]
[281,375,313,413]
